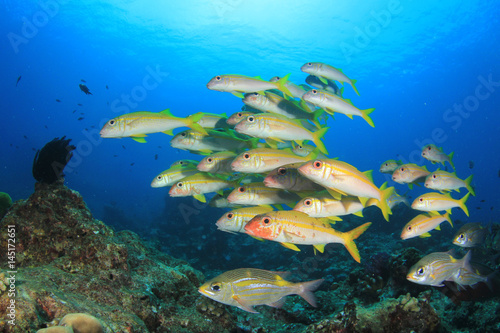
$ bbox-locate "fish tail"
[459,192,471,217]
[377,186,394,221]
[464,174,475,196]
[361,108,375,127]
[276,73,294,99]
[350,79,360,96]
[342,222,372,263]
[187,112,208,135]
[295,278,324,307]
[311,109,325,127]
[312,127,329,155]
[444,212,453,228]
[448,151,455,169]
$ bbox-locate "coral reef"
[32,136,75,184]
[0,192,12,219]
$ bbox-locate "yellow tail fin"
[459,192,471,217]
[276,74,294,99]
[342,222,372,263]
[312,127,329,155]
[464,174,475,196]
[350,79,360,96]
[377,186,395,221]
[361,108,375,127]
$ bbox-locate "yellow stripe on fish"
[168,172,238,203]
[400,212,452,240]
[425,171,475,196]
[411,192,470,217]
[207,74,293,99]
[151,164,199,188]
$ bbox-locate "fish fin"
[273,204,284,211]
[276,74,293,98]
[435,225,441,231]
[159,108,173,116]
[342,222,372,263]
[461,250,473,272]
[312,127,329,155]
[313,244,326,253]
[162,129,174,136]
[193,194,206,203]
[304,147,319,162]
[249,235,265,242]
[408,183,413,190]
[358,197,369,207]
[378,186,395,222]
[419,232,432,238]
[318,77,328,85]
[326,188,344,200]
[352,211,364,218]
[131,137,147,143]
[232,296,259,313]
[296,279,324,307]
[444,212,453,227]
[231,91,245,98]
[361,108,375,127]
[365,198,378,207]
[187,113,208,135]
[270,271,291,279]
[459,192,471,217]
[464,175,475,196]
[448,151,455,169]
[350,79,360,96]
[280,242,301,251]
[215,190,224,195]
[326,215,342,222]
[256,91,266,96]
[363,170,374,183]
[267,297,287,309]
[345,114,354,119]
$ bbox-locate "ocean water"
[1,1,499,257]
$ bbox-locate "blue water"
[1,0,500,228]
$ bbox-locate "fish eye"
[417,267,425,276]
[459,233,465,240]
[252,92,259,96]
[407,226,412,231]
[278,168,287,175]
[207,158,213,163]
[177,182,183,187]
[428,146,432,150]
[400,167,405,172]
[263,217,271,224]
[227,213,234,219]
[304,199,312,206]
[385,163,388,166]
[216,76,221,81]
[419,198,423,202]
[238,187,245,193]
[108,119,116,126]
[210,282,221,291]
[298,145,303,149]
[311,89,318,94]
[157,175,162,180]
[432,174,437,179]
[247,116,255,122]
[181,132,187,137]
[237,112,242,117]
[243,153,251,160]
[307,62,312,66]
[313,160,322,169]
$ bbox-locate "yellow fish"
[226,111,256,126]
[226,182,300,207]
[198,268,323,313]
[411,192,470,216]
[197,151,237,174]
[379,159,402,174]
[206,74,293,99]
[391,163,431,188]
[170,129,258,155]
[151,164,199,188]
[168,173,238,203]
[245,210,371,263]
[216,206,274,234]
[264,163,324,192]
[400,212,452,240]
[231,147,317,173]
[300,62,359,95]
[170,159,199,168]
[421,144,455,169]
[424,171,475,196]
[293,193,363,220]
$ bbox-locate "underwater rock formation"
[0,192,12,219]
[32,136,76,184]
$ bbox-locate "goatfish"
[227,182,301,207]
[231,147,318,174]
[206,74,293,99]
[197,151,237,174]
[407,251,471,287]
[392,163,431,188]
[424,171,475,196]
[100,109,207,142]
[300,62,359,96]
[379,159,402,174]
[208,189,242,208]
[387,191,410,209]
[411,192,470,217]
[168,173,239,203]
[226,111,257,126]
[264,163,325,192]
[170,129,258,154]
[242,92,323,126]
[452,223,489,247]
[292,143,327,159]
[170,159,199,168]
[195,112,231,129]
[245,210,372,263]
[198,268,323,313]
[298,159,394,221]
[293,193,364,220]
[400,212,452,240]
[151,164,199,188]
[305,75,342,96]
[216,206,274,234]
[269,76,309,99]
[302,89,374,127]
[234,113,329,155]
[421,144,455,169]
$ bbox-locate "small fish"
[16,75,21,86]
[401,212,452,240]
[452,223,488,247]
[301,62,359,95]
[106,85,109,90]
[77,103,83,106]
[56,99,61,102]
[154,154,158,160]
[170,159,199,168]
[81,79,86,83]
[100,110,206,143]
[170,129,257,154]
[77,117,84,121]
[234,113,328,154]
[298,159,394,221]
[269,76,309,99]
[216,206,274,234]
[113,155,118,157]
[231,147,318,174]
[302,89,374,127]
[411,192,470,216]
[407,251,472,287]
[79,83,93,95]
[264,163,324,192]
[424,171,475,196]
[421,144,455,169]
[206,74,293,99]
[227,182,301,207]
[44,125,48,129]
[392,163,430,187]
[72,110,76,113]
[468,160,474,169]
[379,159,402,174]
[122,145,126,149]
[197,151,237,174]
[130,163,134,166]
[195,112,231,129]
[168,173,239,203]
[387,191,410,209]
[80,112,84,115]
[23,135,28,139]
[151,165,199,188]
[293,193,363,220]
[198,268,323,313]
[450,266,490,290]
[290,143,327,159]
[245,210,372,262]
[226,111,256,126]
[305,75,342,96]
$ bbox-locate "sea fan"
[32,136,76,184]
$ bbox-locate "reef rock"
[0,181,236,332]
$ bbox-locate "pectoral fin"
[280,242,301,251]
[232,295,258,313]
